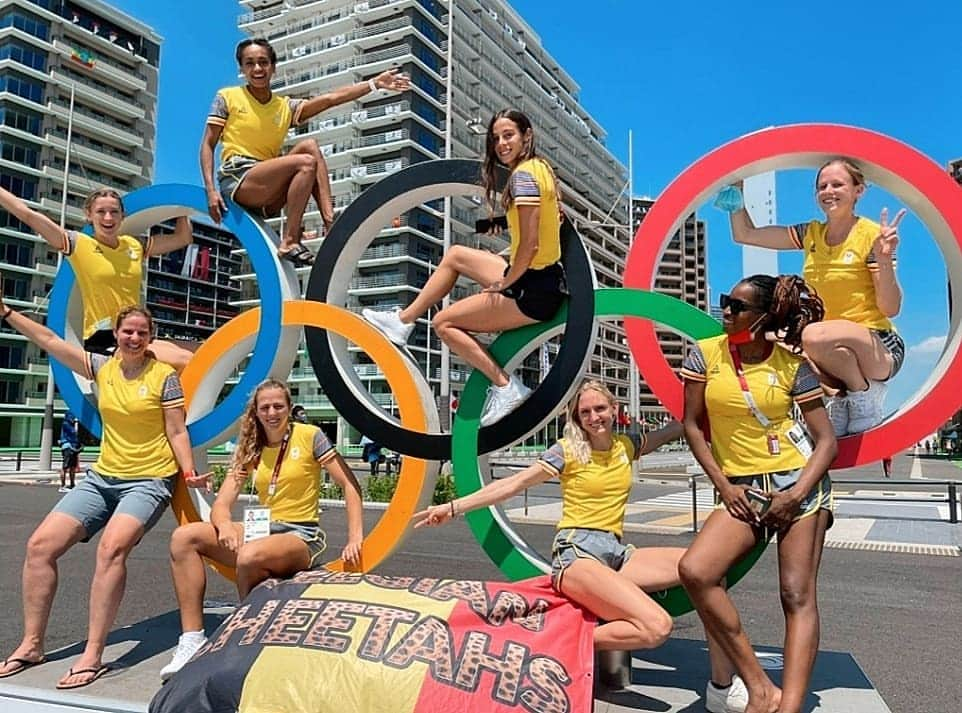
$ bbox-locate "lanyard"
[728,344,771,429]
[258,425,292,499]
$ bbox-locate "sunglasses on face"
[719,293,761,315]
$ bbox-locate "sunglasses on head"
[719,293,761,315]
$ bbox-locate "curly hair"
[739,274,825,352]
[562,380,618,464]
[230,378,291,476]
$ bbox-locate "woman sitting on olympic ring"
[679,274,837,713]
[413,380,688,653]
[724,159,906,435]
[200,38,410,267]
[0,186,196,369]
[161,378,364,681]
[364,109,567,426]
[0,304,209,690]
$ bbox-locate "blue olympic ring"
[47,183,286,444]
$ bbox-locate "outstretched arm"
[146,216,193,258]
[727,182,798,250]
[0,299,86,376]
[0,186,67,250]
[412,461,552,528]
[297,68,410,121]
[636,419,684,457]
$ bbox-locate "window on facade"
[0,10,49,40]
[0,173,38,201]
[0,106,42,135]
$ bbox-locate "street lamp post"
[440,0,454,429]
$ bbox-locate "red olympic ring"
[624,124,962,467]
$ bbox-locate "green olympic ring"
[451,287,770,617]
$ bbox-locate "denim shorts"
[53,468,174,541]
[217,155,260,201]
[550,527,635,589]
[872,329,905,379]
[270,521,327,569]
[715,469,834,526]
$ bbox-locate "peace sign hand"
[874,207,906,261]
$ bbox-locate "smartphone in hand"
[746,489,772,517]
[475,216,508,233]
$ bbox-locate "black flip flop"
[0,655,46,678]
[56,664,109,690]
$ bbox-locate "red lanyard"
[265,426,292,499]
[728,344,772,429]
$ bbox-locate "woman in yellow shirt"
[680,274,837,713]
[726,160,906,435]
[413,380,685,653]
[200,38,409,266]
[161,378,364,681]
[0,186,195,368]
[0,304,208,689]
[364,109,567,426]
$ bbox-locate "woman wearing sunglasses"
[724,159,906,436]
[679,274,837,713]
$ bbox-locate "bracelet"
[449,500,457,518]
[368,78,378,93]
[0,307,11,325]
[183,468,197,480]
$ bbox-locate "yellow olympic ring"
[172,300,431,578]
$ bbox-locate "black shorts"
[872,329,905,379]
[501,262,568,321]
[61,447,80,470]
[83,329,116,355]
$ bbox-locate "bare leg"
[234,533,311,599]
[57,514,144,688]
[775,509,831,713]
[232,154,317,253]
[802,320,894,391]
[558,558,673,651]
[288,139,334,229]
[169,522,241,633]
[0,513,85,674]
[679,510,781,713]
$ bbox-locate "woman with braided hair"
[679,274,837,713]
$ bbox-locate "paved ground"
[0,470,959,712]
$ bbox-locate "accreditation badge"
[243,506,271,542]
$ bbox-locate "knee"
[431,310,451,336]
[801,322,832,354]
[235,544,269,574]
[642,609,673,648]
[169,523,204,558]
[441,244,472,270]
[779,578,815,614]
[96,537,133,568]
[677,553,711,591]
[25,529,64,563]
[294,153,317,175]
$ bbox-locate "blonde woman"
[161,379,363,680]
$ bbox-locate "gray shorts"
[716,469,834,526]
[271,521,327,569]
[550,527,635,589]
[53,468,174,541]
[217,155,260,202]
[872,329,905,379]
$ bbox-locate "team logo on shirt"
[138,385,148,398]
[767,372,778,386]
[290,446,301,460]
[128,248,138,260]
[843,250,856,264]
[273,112,283,127]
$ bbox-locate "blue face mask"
[713,184,744,213]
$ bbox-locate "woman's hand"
[412,503,456,529]
[184,470,212,492]
[207,188,227,224]
[874,207,906,261]
[718,483,759,524]
[216,522,240,552]
[761,489,803,530]
[341,538,362,566]
[374,68,411,92]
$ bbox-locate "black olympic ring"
[305,159,595,461]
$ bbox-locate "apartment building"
[236,0,683,440]
[631,196,708,421]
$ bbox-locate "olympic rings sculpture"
[624,124,962,467]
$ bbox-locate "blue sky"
[113,0,962,415]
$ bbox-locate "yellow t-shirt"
[791,217,896,330]
[207,86,304,163]
[538,433,641,538]
[252,423,335,524]
[680,335,823,476]
[506,157,562,270]
[64,232,145,339]
[88,353,183,478]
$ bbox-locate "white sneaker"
[705,674,748,713]
[361,308,414,346]
[480,376,532,427]
[58,486,69,493]
[826,395,849,437]
[160,631,207,682]
[846,379,888,434]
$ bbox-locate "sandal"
[0,655,46,678]
[56,664,108,690]
[277,244,315,267]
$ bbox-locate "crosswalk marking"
[631,490,715,510]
